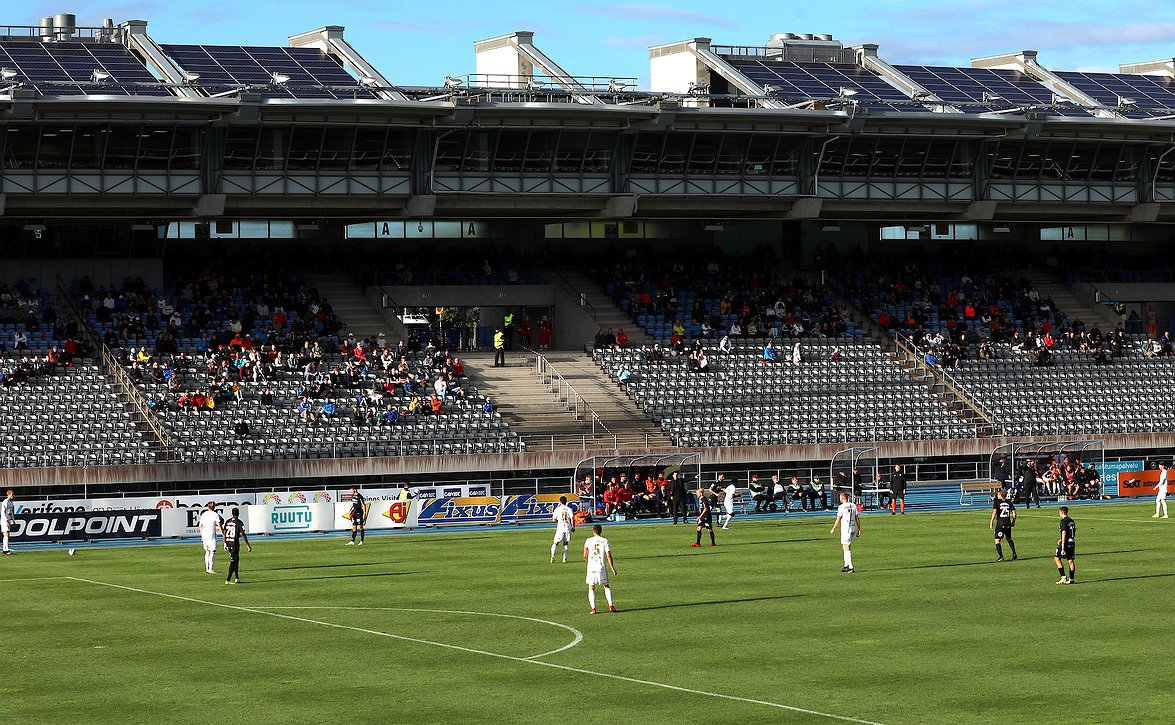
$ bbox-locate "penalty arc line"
[257,606,582,660]
[65,576,883,725]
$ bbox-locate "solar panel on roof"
[0,41,169,97]
[160,44,375,99]
[1054,71,1175,118]
[723,58,924,113]
[895,65,1091,116]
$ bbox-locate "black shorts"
[226,543,241,560]
[697,515,713,529]
[994,525,1013,539]
[351,514,365,526]
[1055,542,1075,559]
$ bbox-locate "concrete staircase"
[1015,270,1122,331]
[309,272,392,340]
[544,265,654,346]
[462,350,672,451]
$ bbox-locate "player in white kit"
[829,491,861,573]
[551,495,575,563]
[719,479,738,529]
[1154,462,1169,518]
[197,501,224,573]
[583,524,617,614]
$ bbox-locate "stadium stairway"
[308,272,392,340]
[1014,271,1122,331]
[544,265,654,346]
[462,351,671,451]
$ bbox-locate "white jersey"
[584,535,611,586]
[198,509,222,541]
[723,483,737,508]
[1159,469,1169,496]
[837,501,858,543]
[552,504,574,529]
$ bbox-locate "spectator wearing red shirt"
[603,484,621,517]
[615,329,630,348]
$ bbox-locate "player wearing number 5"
[584,524,617,614]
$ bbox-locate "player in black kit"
[223,507,252,584]
[988,489,1017,561]
[1054,506,1077,585]
[347,486,367,546]
[691,489,717,547]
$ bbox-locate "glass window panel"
[256,127,288,170]
[351,127,386,171]
[223,127,259,170]
[687,133,719,175]
[286,127,322,171]
[382,130,411,171]
[319,127,353,171]
[103,125,140,169]
[493,130,527,173]
[137,127,173,170]
[37,128,71,169]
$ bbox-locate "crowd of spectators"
[600,249,853,345]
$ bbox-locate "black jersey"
[349,493,366,520]
[224,517,245,546]
[993,499,1015,526]
[1059,516,1076,544]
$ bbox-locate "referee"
[988,489,1017,562]
[223,507,252,584]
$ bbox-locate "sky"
[26,0,1175,88]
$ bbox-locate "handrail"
[544,267,599,323]
[892,330,1004,435]
[532,350,612,437]
[55,276,175,454]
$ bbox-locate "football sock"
[696,531,702,544]
[588,589,596,609]
[360,530,364,543]
[351,531,357,542]
[1057,566,1065,578]
[845,551,853,569]
[551,542,557,558]
[1008,539,1017,557]
[995,543,1003,558]
[1067,566,1075,582]
[604,588,613,606]
[562,544,568,560]
[899,500,905,513]
[709,530,715,545]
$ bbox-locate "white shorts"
[553,527,571,543]
[723,502,734,515]
[840,529,855,546]
[1,519,10,534]
[201,536,218,552]
[586,567,609,586]
[1158,489,1168,500]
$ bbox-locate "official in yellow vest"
[493,328,506,367]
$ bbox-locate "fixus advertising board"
[415,496,501,526]
[500,493,580,525]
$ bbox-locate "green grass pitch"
[2,503,1170,724]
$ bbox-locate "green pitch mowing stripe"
[2,502,1171,724]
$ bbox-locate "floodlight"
[182,71,201,84]
[1050,93,1070,105]
[443,76,464,90]
[838,87,858,98]
[1117,95,1137,108]
[982,92,1003,103]
[527,76,547,91]
[358,76,379,89]
[269,72,291,87]
[0,67,16,81]
[687,81,709,95]
[90,69,112,84]
[608,79,629,93]
[763,83,780,96]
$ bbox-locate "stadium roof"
[3,15,1175,127]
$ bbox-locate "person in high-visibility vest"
[493,327,506,367]
[503,309,515,350]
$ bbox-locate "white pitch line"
[65,576,883,724]
[1018,513,1165,525]
[259,606,582,660]
[0,576,72,583]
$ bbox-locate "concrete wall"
[553,286,600,352]
[381,285,556,307]
[8,431,1175,489]
[3,258,163,289]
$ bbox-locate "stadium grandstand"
[5,10,1175,504]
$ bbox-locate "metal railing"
[55,276,175,455]
[892,330,1005,436]
[544,267,599,323]
[533,352,612,437]
[2,443,166,470]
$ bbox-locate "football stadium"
[2,8,1174,723]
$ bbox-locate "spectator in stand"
[805,475,829,511]
[748,475,769,512]
[763,342,778,364]
[603,482,621,518]
[770,474,786,512]
[790,342,802,366]
[788,475,806,511]
[430,392,444,415]
[538,316,553,350]
[233,417,250,438]
[518,317,532,349]
[13,327,29,351]
[615,328,630,348]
